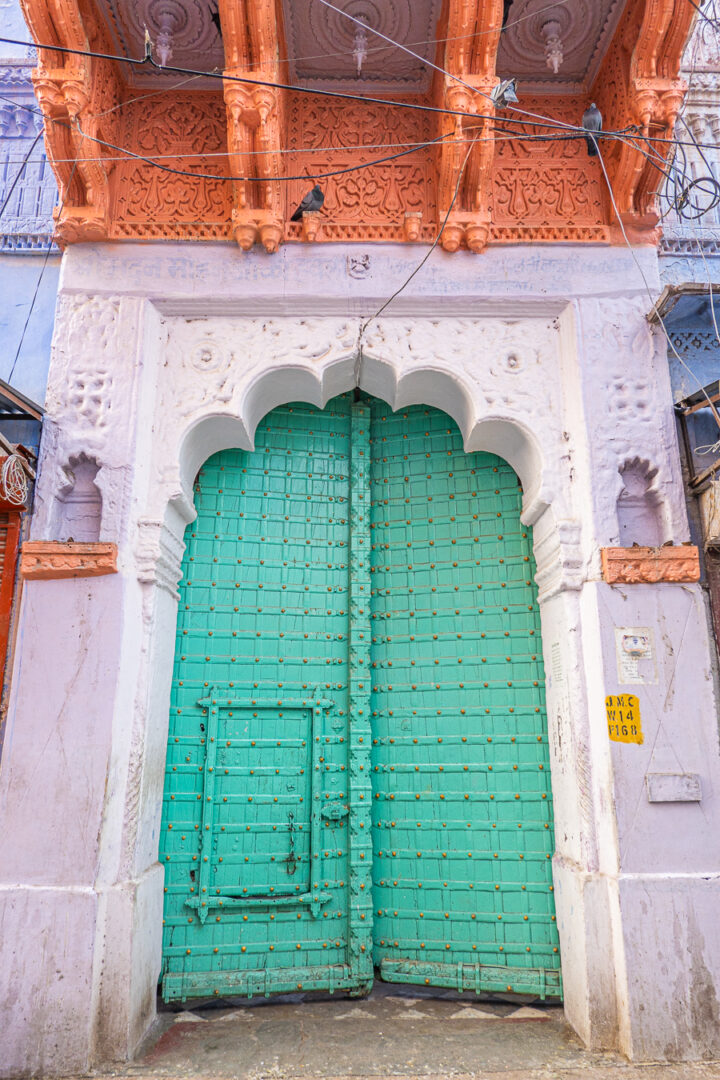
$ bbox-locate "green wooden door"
[369,402,561,997]
[160,394,560,1002]
[160,396,374,1001]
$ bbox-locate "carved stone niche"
[51,454,102,543]
[21,454,118,580]
[616,458,664,547]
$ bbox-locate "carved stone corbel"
[20,0,118,243]
[595,0,695,236]
[436,1,503,254]
[219,0,285,254]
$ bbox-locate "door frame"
[129,317,616,1053]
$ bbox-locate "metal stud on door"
[369,403,561,999]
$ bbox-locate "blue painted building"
[656,15,720,642]
[0,0,59,417]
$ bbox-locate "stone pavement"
[87,986,720,1080]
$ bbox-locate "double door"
[160,394,560,1002]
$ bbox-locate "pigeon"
[582,102,602,156]
[290,184,324,222]
[491,77,519,109]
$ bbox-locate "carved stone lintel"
[601,546,700,584]
[21,541,118,580]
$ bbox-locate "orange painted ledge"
[20,541,118,580]
[601,546,700,585]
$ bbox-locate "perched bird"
[491,77,519,109]
[290,184,324,222]
[582,102,602,156]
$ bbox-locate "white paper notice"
[615,627,655,686]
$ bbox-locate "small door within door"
[160,398,374,1000]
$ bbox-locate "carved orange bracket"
[601,545,700,584]
[436,1,503,252]
[219,0,285,253]
[593,0,693,236]
[20,0,122,244]
[21,541,118,580]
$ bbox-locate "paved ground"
[86,986,720,1080]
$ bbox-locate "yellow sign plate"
[606,694,643,744]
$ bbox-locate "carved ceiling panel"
[96,0,225,86]
[497,0,627,94]
[281,0,443,94]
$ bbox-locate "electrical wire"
[0,128,584,166]
[660,1,720,378]
[0,92,600,192]
[0,34,507,126]
[686,0,720,27]
[314,0,596,140]
[358,137,478,340]
[8,125,720,167]
[0,33,622,140]
[315,0,499,109]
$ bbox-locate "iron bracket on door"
[187,689,338,921]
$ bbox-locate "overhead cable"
[0,33,609,139]
[0,34,511,126]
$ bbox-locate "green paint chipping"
[160,394,560,1002]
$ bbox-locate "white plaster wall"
[2,241,720,1073]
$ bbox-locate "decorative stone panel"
[601,545,700,583]
[20,541,118,579]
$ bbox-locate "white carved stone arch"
[170,348,555,530]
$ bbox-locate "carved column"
[219,0,285,253]
[593,0,692,239]
[20,0,119,243]
[436,0,503,253]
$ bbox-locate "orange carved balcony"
[19,0,695,252]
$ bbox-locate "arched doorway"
[160,393,560,1001]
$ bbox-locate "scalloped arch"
[175,353,549,523]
